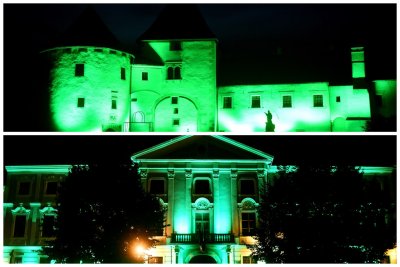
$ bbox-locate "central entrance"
[189,255,217,264]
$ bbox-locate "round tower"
[42,7,133,132]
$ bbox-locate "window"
[167,66,182,80]
[376,95,383,107]
[171,97,178,105]
[173,119,180,126]
[223,96,232,109]
[167,67,174,80]
[112,99,117,110]
[18,182,31,196]
[313,95,323,107]
[110,50,117,55]
[240,180,255,195]
[170,41,182,51]
[282,95,292,108]
[121,68,126,80]
[251,96,261,108]
[94,48,103,52]
[173,108,179,114]
[13,256,23,264]
[77,98,85,108]
[336,96,341,103]
[45,182,58,195]
[42,215,55,237]
[13,215,26,237]
[194,180,211,195]
[174,67,181,79]
[195,212,210,235]
[75,64,84,76]
[142,72,148,81]
[78,48,88,52]
[243,256,255,264]
[148,257,163,264]
[149,179,165,195]
[241,212,256,236]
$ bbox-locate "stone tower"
[42,7,133,132]
[131,4,218,132]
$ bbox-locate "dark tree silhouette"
[265,110,275,132]
[43,162,166,263]
[253,164,396,263]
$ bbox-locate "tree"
[253,164,396,263]
[43,161,166,263]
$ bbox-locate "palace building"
[3,136,396,263]
[40,5,396,132]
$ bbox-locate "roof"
[139,4,217,41]
[131,135,274,162]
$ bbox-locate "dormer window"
[170,41,182,51]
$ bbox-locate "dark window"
[75,64,84,76]
[173,119,180,126]
[170,41,182,51]
[174,67,181,79]
[313,95,323,107]
[251,96,261,108]
[194,180,211,194]
[148,257,163,264]
[18,182,31,195]
[171,97,178,105]
[240,180,255,195]
[241,212,256,236]
[14,215,26,237]
[110,50,117,55]
[167,66,181,80]
[77,98,85,108]
[121,68,126,80]
[376,95,383,107]
[112,99,117,110]
[167,67,174,80]
[223,97,232,109]
[94,48,103,52]
[195,212,210,234]
[149,180,165,195]
[13,256,23,264]
[173,108,179,114]
[78,48,87,52]
[282,95,292,108]
[336,96,341,103]
[243,256,255,264]
[132,98,138,102]
[142,72,148,81]
[42,215,55,237]
[45,182,58,195]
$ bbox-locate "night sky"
[3,135,396,167]
[3,3,397,131]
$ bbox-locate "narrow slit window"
[75,64,84,76]
[142,72,148,81]
[121,68,126,80]
[112,99,117,110]
[13,215,26,237]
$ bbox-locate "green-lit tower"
[42,7,133,132]
[130,5,218,132]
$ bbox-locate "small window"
[313,95,323,107]
[77,98,85,108]
[45,182,58,195]
[132,98,138,102]
[174,67,181,79]
[173,108,179,114]
[173,119,180,126]
[194,180,211,195]
[112,99,117,110]
[167,66,181,80]
[243,256,256,264]
[149,180,165,195]
[251,96,261,108]
[110,50,117,55]
[94,48,103,53]
[142,72,148,81]
[78,48,88,52]
[241,212,256,236]
[170,41,182,51]
[223,96,232,109]
[148,256,163,264]
[121,68,126,80]
[75,64,84,76]
[376,95,383,107]
[336,96,341,103]
[167,67,174,80]
[171,97,178,105]
[13,215,26,237]
[42,215,55,237]
[240,180,255,195]
[282,95,292,108]
[18,182,31,195]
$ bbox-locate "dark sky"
[3,135,396,167]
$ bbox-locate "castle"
[41,5,396,132]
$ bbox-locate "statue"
[265,110,275,132]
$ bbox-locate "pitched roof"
[131,135,274,162]
[139,4,217,41]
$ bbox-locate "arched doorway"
[189,255,217,264]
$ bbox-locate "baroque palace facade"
[3,136,396,264]
[41,5,396,132]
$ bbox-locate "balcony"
[171,233,234,244]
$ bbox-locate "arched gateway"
[188,255,217,263]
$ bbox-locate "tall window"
[121,68,126,80]
[251,96,261,108]
[241,212,256,236]
[18,182,31,196]
[170,41,182,51]
[223,96,232,109]
[195,212,210,235]
[282,95,292,108]
[240,179,256,195]
[149,179,165,195]
[77,98,85,108]
[167,67,182,80]
[42,215,55,237]
[75,64,84,76]
[112,99,117,110]
[13,215,26,237]
[194,180,211,195]
[313,95,323,107]
[142,72,148,81]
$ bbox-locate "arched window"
[167,67,174,80]
[174,67,181,79]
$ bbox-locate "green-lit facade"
[41,7,396,132]
[3,136,397,264]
